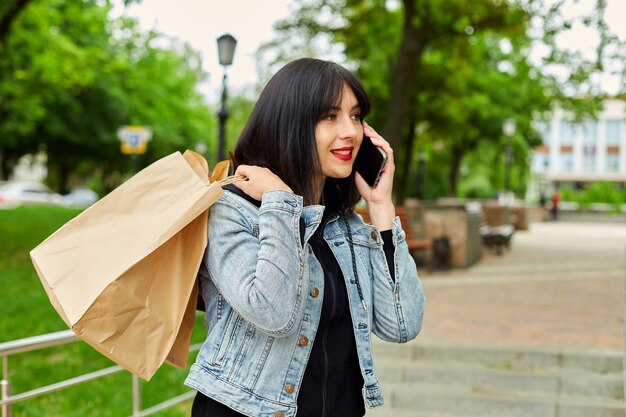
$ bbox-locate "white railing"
[0,330,200,417]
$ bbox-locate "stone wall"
[422,204,483,268]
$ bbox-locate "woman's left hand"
[355,122,396,230]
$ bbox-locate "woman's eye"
[351,113,362,121]
[323,114,337,121]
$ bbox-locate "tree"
[260,0,623,202]
[0,0,214,192]
[416,27,554,197]
[262,0,524,200]
[0,0,98,179]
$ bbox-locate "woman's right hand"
[234,164,293,201]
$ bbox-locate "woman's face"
[315,84,364,181]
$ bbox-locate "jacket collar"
[223,184,326,245]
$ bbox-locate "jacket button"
[275,413,285,417]
[310,287,319,298]
[370,231,377,240]
[284,383,295,393]
[298,336,309,346]
[308,245,313,254]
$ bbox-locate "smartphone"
[355,136,388,188]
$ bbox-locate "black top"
[192,185,395,417]
[295,207,364,417]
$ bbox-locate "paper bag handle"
[217,175,246,186]
[209,160,246,186]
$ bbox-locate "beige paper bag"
[30,150,224,380]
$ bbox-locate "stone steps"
[375,360,624,401]
[368,384,625,417]
[372,340,624,374]
[367,340,625,417]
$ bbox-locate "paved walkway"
[416,220,626,351]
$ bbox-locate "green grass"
[0,206,206,416]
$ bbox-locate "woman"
[185,58,425,417]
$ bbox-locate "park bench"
[480,223,514,255]
[479,202,517,255]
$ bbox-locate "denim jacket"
[185,190,425,417]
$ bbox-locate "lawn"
[0,206,205,416]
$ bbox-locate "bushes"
[561,182,625,212]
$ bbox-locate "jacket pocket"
[210,308,242,368]
[228,321,278,385]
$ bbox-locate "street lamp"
[502,118,516,194]
[216,33,237,163]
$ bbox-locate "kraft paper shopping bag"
[31,150,225,380]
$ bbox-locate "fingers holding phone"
[355,122,395,203]
[355,136,387,188]
[363,123,392,156]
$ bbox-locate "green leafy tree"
[417,28,552,197]
[0,0,214,193]
[261,0,527,200]
[259,0,622,202]
[0,0,99,179]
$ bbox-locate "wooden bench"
[355,206,432,252]
[480,223,514,255]
[479,205,515,255]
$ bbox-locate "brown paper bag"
[30,150,225,380]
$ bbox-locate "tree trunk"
[396,112,417,204]
[0,148,17,180]
[383,0,427,203]
[0,0,31,45]
[59,161,70,194]
[383,0,426,149]
[448,145,464,197]
[0,150,7,180]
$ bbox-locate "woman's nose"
[339,116,359,139]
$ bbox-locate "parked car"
[0,182,64,207]
[63,187,99,208]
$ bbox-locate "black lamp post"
[216,33,237,163]
[503,118,516,194]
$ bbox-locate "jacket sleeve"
[204,190,307,338]
[370,216,425,343]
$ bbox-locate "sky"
[112,0,626,102]
[111,0,293,100]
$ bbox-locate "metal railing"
[0,330,200,417]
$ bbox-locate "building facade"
[530,99,626,196]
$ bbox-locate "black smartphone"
[355,136,388,188]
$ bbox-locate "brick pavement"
[415,220,626,351]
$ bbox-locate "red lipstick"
[330,147,353,161]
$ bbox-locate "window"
[583,154,595,172]
[606,154,620,172]
[540,124,551,144]
[560,153,573,171]
[606,120,622,145]
[534,154,549,172]
[560,121,576,144]
[582,119,597,144]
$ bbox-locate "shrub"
[560,182,624,212]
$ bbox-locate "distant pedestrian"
[551,188,561,221]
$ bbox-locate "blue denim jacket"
[185,190,425,417]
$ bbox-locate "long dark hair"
[232,58,370,211]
